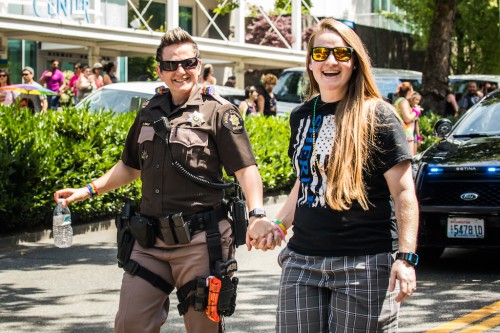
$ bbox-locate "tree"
[389,0,500,75]
[246,15,294,48]
[420,0,457,115]
[387,0,500,114]
[454,0,500,74]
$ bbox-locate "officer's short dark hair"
[156,27,200,62]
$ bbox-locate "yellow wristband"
[272,219,287,235]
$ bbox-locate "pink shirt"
[69,74,80,95]
[40,69,65,92]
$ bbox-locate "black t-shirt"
[258,86,277,116]
[287,98,411,256]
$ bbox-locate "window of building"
[179,6,193,34]
[139,0,166,31]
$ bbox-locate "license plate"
[447,217,485,239]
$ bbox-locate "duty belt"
[183,205,228,233]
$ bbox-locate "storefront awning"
[0,14,306,69]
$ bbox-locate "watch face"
[249,208,266,217]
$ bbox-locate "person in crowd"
[394,81,419,155]
[409,91,424,152]
[257,73,278,116]
[76,65,97,101]
[92,62,104,89]
[18,97,35,111]
[249,18,419,332]
[224,75,236,87]
[458,81,480,115]
[20,66,48,113]
[200,63,217,85]
[67,63,82,105]
[238,85,259,118]
[54,27,273,333]
[486,83,497,93]
[479,82,491,97]
[38,59,66,109]
[445,86,459,118]
[0,69,18,106]
[103,62,119,86]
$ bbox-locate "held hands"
[246,217,285,251]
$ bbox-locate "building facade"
[0,0,414,86]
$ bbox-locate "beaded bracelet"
[272,219,287,236]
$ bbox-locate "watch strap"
[396,252,419,266]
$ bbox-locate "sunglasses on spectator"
[158,57,199,71]
[0,74,6,77]
[311,47,354,62]
[22,73,31,76]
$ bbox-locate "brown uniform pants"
[115,219,234,333]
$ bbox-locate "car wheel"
[417,247,445,262]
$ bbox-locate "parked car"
[413,90,500,259]
[76,81,245,114]
[273,67,422,116]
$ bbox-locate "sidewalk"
[0,198,288,333]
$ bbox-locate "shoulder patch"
[222,109,244,134]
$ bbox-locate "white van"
[274,67,423,116]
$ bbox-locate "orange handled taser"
[206,276,222,322]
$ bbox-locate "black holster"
[228,197,248,247]
[218,276,238,317]
[115,202,175,296]
[115,202,134,268]
[129,215,156,248]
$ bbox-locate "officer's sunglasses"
[158,57,199,71]
[310,46,354,62]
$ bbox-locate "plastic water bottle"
[53,199,73,248]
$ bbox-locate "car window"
[84,89,154,113]
[454,95,500,136]
[274,70,308,104]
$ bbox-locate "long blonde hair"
[305,18,386,211]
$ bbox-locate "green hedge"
[0,105,446,233]
[0,106,295,233]
[0,106,140,232]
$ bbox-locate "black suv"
[414,90,500,259]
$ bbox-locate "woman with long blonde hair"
[250,18,419,332]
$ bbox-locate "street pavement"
[0,196,433,332]
[0,197,286,333]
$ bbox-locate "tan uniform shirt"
[122,86,256,218]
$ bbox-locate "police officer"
[54,27,278,333]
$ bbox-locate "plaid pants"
[276,247,399,333]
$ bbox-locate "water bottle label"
[62,215,72,226]
[53,214,71,226]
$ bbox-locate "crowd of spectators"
[0,59,119,112]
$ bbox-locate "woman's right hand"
[54,187,90,207]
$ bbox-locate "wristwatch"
[248,208,266,218]
[396,252,419,266]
